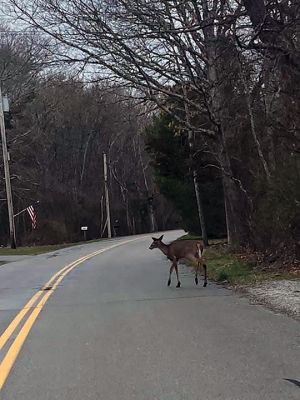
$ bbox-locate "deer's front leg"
[167,264,174,286]
[174,262,181,288]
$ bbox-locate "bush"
[25,219,70,245]
[253,159,300,252]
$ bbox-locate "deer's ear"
[152,237,156,241]
[159,235,164,241]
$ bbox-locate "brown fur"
[149,235,207,288]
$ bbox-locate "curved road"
[0,231,299,399]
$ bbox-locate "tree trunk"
[202,13,245,248]
[218,131,251,248]
[192,169,209,247]
[148,199,156,233]
[183,85,209,246]
[242,0,268,28]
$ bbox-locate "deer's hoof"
[195,277,198,285]
[167,279,171,287]
[203,281,207,287]
[176,282,181,288]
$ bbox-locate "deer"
[149,235,207,288]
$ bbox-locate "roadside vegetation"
[0,241,97,256]
[179,235,299,285]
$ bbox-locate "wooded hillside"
[1,1,299,264]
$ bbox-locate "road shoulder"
[242,280,300,320]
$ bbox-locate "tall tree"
[2,1,299,259]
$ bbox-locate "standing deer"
[149,235,207,288]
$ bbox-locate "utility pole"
[0,84,16,249]
[103,152,112,238]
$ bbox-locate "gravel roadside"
[244,280,300,319]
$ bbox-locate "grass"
[178,234,226,246]
[178,233,203,240]
[0,239,102,256]
[204,245,256,285]
[0,244,77,256]
[178,234,295,285]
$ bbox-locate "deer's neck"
[158,242,169,257]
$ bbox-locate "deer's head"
[149,235,164,250]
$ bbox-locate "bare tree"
[4,0,246,243]
[3,1,299,254]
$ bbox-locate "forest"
[0,1,299,265]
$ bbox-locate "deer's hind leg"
[195,264,199,285]
[203,263,208,287]
[193,253,207,287]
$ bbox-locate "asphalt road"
[0,231,299,400]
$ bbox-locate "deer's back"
[168,240,203,259]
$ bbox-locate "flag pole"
[14,201,39,218]
[14,207,29,218]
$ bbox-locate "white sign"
[2,95,10,112]
[81,226,88,231]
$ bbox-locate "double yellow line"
[0,236,148,390]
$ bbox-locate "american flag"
[26,205,37,229]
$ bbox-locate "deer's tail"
[196,242,205,258]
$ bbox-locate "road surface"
[0,231,299,399]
